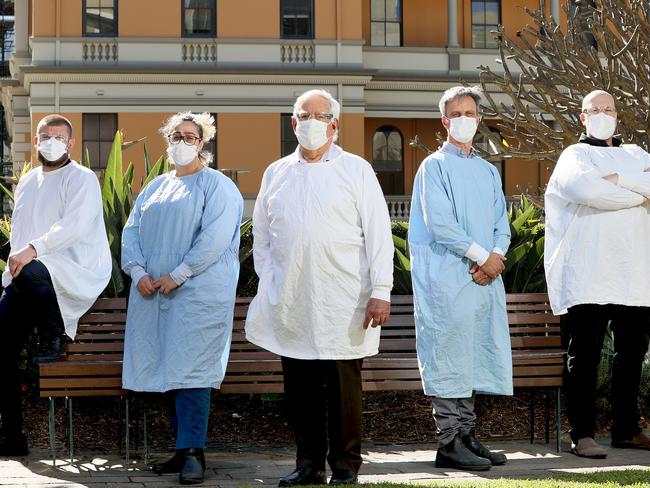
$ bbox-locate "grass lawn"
[292,468,650,487]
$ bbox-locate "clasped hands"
[136,274,178,296]
[469,252,507,286]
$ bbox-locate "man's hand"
[363,298,390,329]
[136,275,159,297]
[469,263,493,286]
[8,245,37,278]
[480,252,507,279]
[603,173,619,184]
[154,274,179,295]
[644,167,650,172]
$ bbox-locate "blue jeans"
[172,388,211,449]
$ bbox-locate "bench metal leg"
[545,390,550,444]
[143,406,149,465]
[125,396,130,466]
[556,387,561,453]
[529,390,535,444]
[48,397,56,467]
[66,397,74,463]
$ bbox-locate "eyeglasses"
[37,134,68,144]
[295,112,334,123]
[168,132,200,145]
[582,106,617,116]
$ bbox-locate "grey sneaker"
[571,437,607,459]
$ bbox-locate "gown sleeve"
[550,145,645,210]
[30,170,103,258]
[121,182,151,285]
[416,157,476,257]
[358,163,394,302]
[252,166,273,278]
[174,173,243,281]
[491,165,511,254]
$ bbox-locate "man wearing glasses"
[246,89,393,486]
[0,115,111,456]
[545,90,650,458]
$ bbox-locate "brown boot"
[612,431,650,450]
[571,437,607,459]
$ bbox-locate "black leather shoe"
[33,334,66,363]
[0,433,29,457]
[329,470,358,485]
[278,467,327,486]
[462,429,507,465]
[179,448,206,485]
[435,433,491,471]
[152,449,189,474]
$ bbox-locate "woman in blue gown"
[121,112,243,484]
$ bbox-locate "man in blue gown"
[409,86,512,471]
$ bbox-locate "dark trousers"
[565,304,650,442]
[281,357,363,474]
[0,260,64,438]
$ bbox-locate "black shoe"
[279,467,327,486]
[329,470,358,485]
[435,433,491,471]
[462,429,507,465]
[179,448,206,485]
[0,433,29,457]
[33,334,66,363]
[152,449,189,474]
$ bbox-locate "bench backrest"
[41,293,564,397]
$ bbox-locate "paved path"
[1,438,648,487]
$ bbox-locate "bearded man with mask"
[246,89,394,486]
[409,86,511,471]
[545,90,650,458]
[0,114,111,456]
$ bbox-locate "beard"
[38,151,69,167]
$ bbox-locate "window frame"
[280,0,315,40]
[181,0,217,38]
[370,0,403,47]
[82,113,118,171]
[280,113,298,158]
[471,0,501,49]
[372,125,405,195]
[82,0,118,38]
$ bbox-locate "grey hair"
[292,89,341,142]
[159,112,216,166]
[438,86,483,117]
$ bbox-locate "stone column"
[448,0,459,48]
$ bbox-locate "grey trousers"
[431,396,476,447]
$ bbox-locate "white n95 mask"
[586,113,617,140]
[167,142,198,166]
[295,119,331,151]
[37,138,68,163]
[448,116,479,143]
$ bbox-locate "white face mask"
[295,119,331,151]
[586,112,617,140]
[167,142,199,166]
[447,116,479,144]
[37,138,68,163]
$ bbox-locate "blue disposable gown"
[121,168,243,392]
[409,145,512,398]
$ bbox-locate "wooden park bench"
[39,293,564,463]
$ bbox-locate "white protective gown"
[245,144,394,360]
[544,142,650,315]
[2,162,112,338]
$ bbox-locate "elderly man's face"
[442,96,479,129]
[580,93,617,126]
[292,95,338,143]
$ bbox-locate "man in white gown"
[0,115,111,456]
[246,89,394,486]
[545,90,650,458]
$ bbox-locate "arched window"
[373,126,404,195]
